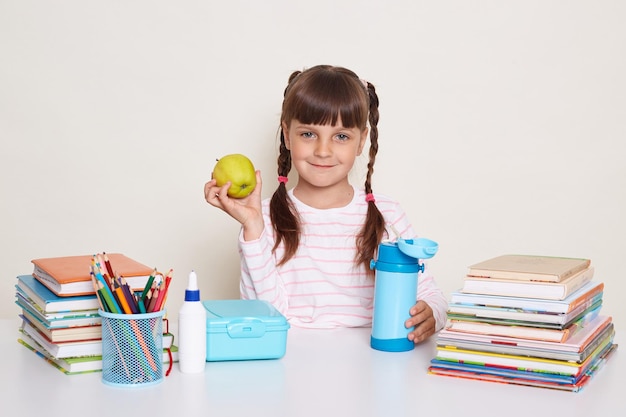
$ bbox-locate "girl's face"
[283,117,368,191]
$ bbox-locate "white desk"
[2,318,624,417]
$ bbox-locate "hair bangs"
[283,68,368,130]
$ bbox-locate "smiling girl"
[205,65,447,343]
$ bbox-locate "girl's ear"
[282,121,291,150]
[357,127,369,156]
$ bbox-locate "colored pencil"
[155,273,172,312]
[90,272,106,311]
[102,252,116,279]
[136,294,147,314]
[143,289,153,313]
[92,266,120,313]
[98,281,121,314]
[115,287,133,314]
[119,277,139,314]
[141,269,157,303]
[147,288,160,313]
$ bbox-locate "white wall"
[1,1,625,332]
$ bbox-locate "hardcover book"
[21,319,103,358]
[19,312,101,343]
[437,323,614,363]
[428,341,617,393]
[444,306,600,343]
[18,332,178,375]
[19,316,173,359]
[16,295,101,329]
[467,254,591,282]
[448,281,604,314]
[446,296,602,328]
[460,266,594,300]
[16,275,100,312]
[433,334,614,377]
[437,315,612,355]
[31,253,154,296]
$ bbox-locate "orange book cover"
[31,253,154,297]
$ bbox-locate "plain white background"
[1,1,624,331]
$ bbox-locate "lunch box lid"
[202,299,290,336]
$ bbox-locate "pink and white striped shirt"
[238,186,448,330]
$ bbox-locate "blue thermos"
[370,238,439,352]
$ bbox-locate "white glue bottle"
[178,270,206,373]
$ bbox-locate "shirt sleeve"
[417,262,449,332]
[238,227,290,316]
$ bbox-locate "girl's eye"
[336,133,349,141]
[302,132,315,139]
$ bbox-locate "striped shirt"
[239,186,448,330]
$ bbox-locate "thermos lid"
[397,238,438,259]
[371,238,439,271]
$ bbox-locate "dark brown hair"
[270,65,385,273]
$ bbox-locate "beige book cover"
[467,254,591,282]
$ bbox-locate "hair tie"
[365,193,375,203]
[278,176,289,184]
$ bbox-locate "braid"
[356,82,386,274]
[270,72,302,265]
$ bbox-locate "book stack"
[428,254,618,392]
[15,253,178,375]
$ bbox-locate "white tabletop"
[2,318,624,417]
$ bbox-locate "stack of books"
[428,254,618,392]
[15,253,178,375]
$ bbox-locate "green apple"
[212,154,257,198]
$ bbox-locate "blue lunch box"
[202,299,290,361]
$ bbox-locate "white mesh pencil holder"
[99,309,165,387]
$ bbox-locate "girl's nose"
[314,137,332,156]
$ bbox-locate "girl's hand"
[405,300,436,344]
[204,170,265,241]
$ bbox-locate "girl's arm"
[238,224,290,316]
